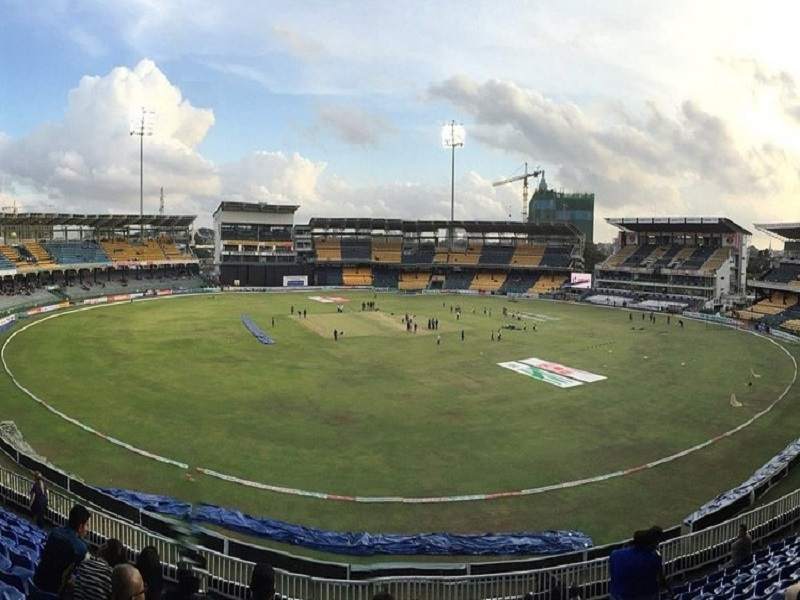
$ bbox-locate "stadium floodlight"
[129,107,156,237]
[441,121,465,249]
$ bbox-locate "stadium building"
[593,217,750,308]
[0,212,200,305]
[213,201,313,287]
[733,222,800,334]
[308,217,583,293]
[528,176,595,243]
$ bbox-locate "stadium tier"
[595,217,750,307]
[297,218,584,294]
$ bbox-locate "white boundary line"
[1,293,796,503]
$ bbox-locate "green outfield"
[2,291,799,561]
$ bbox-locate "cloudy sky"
[1,1,799,244]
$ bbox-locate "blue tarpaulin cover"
[684,437,800,525]
[100,488,593,556]
[241,315,274,345]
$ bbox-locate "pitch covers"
[498,357,606,388]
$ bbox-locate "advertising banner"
[283,275,308,287]
[497,361,583,388]
[569,273,592,289]
[26,301,70,316]
[0,315,16,332]
[519,358,606,383]
[82,296,109,306]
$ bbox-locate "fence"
[3,460,800,599]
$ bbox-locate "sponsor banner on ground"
[498,361,583,388]
[308,295,350,303]
[26,302,70,316]
[155,289,173,296]
[519,358,607,383]
[82,296,108,306]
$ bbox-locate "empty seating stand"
[511,243,546,267]
[340,239,371,261]
[622,244,656,267]
[401,245,435,265]
[540,245,572,268]
[763,262,800,285]
[398,271,430,290]
[682,246,716,270]
[43,241,111,265]
[371,238,402,263]
[470,271,505,293]
[0,506,46,598]
[500,272,539,294]
[314,238,342,262]
[443,271,474,290]
[672,533,800,600]
[22,241,55,269]
[479,245,514,265]
[531,273,566,294]
[372,268,399,288]
[342,266,373,286]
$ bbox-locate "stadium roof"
[213,201,299,216]
[0,212,196,227]
[308,218,580,236]
[606,217,751,235]
[753,223,800,241]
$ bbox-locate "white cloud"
[429,75,800,244]
[314,104,394,147]
[0,59,219,215]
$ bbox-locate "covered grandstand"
[308,218,584,295]
[734,223,800,334]
[593,217,750,308]
[0,212,202,301]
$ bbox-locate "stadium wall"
[220,263,313,287]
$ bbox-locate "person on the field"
[629,313,633,321]
[333,329,338,341]
[609,526,668,600]
[303,309,307,318]
[413,322,417,333]
[291,305,294,315]
[461,330,464,341]
[491,331,495,341]
[436,334,441,345]
[33,504,91,595]
[29,471,47,528]
[271,317,275,327]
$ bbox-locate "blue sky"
[1,1,799,243]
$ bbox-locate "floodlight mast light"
[130,107,155,238]
[441,120,465,249]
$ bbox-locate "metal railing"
[3,464,800,600]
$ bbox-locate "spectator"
[136,546,164,600]
[163,567,202,600]
[729,523,753,567]
[29,471,47,528]
[249,562,275,599]
[33,504,91,595]
[74,538,126,600]
[609,526,668,600]
[111,564,145,600]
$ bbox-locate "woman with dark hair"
[249,563,275,600]
[136,546,164,600]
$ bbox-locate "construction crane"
[492,162,544,222]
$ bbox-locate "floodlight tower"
[441,120,465,248]
[130,107,155,237]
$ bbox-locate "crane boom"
[492,162,544,222]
